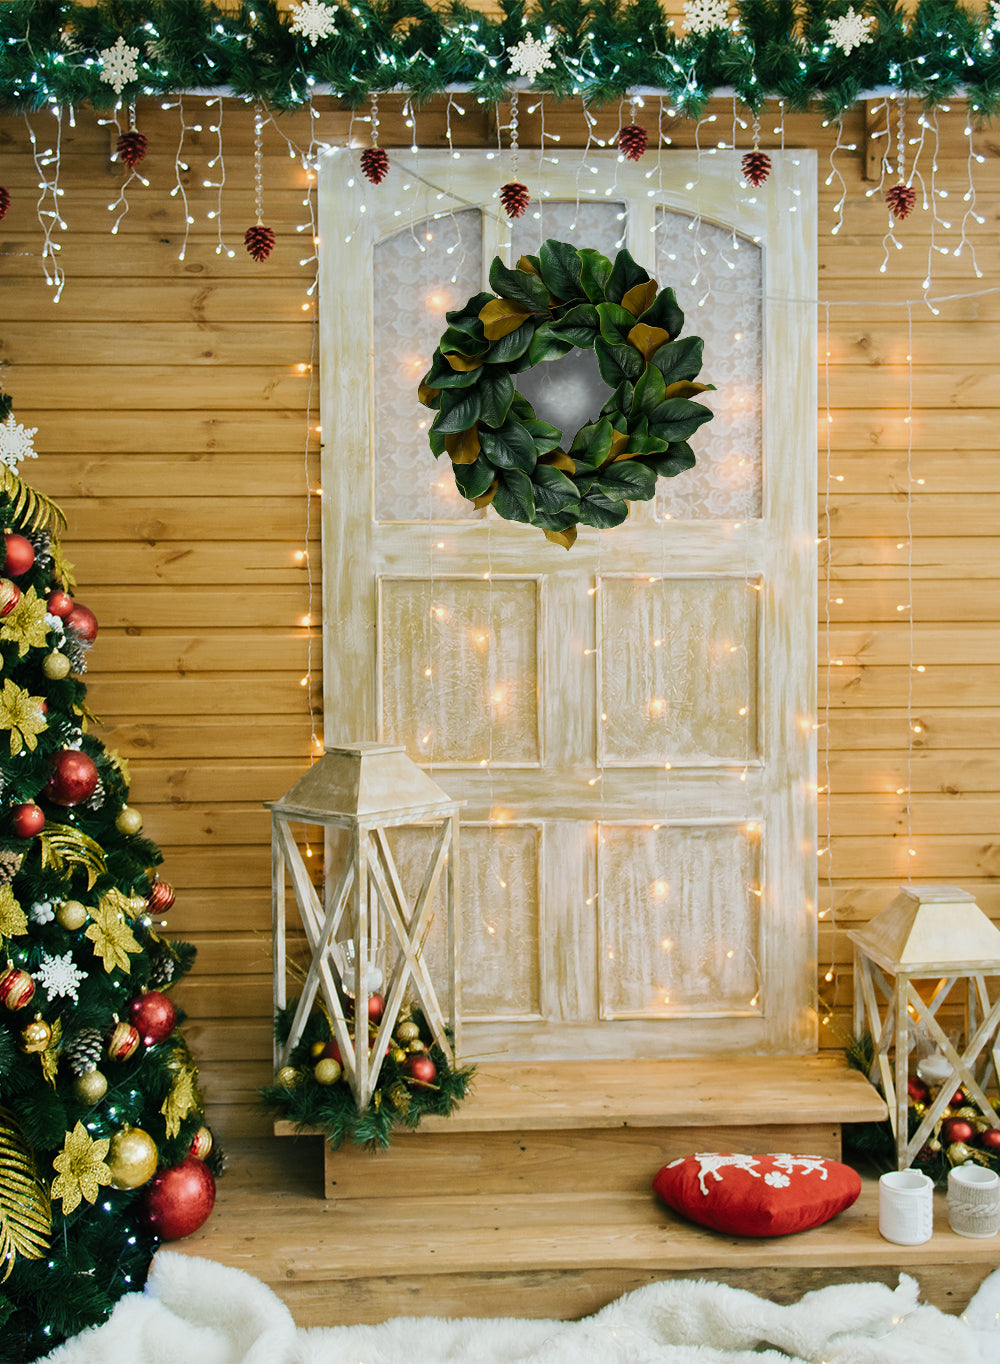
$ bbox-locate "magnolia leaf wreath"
[418,240,715,549]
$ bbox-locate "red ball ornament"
[952,1089,966,1106]
[907,1076,930,1105]
[367,992,385,1023]
[0,965,35,1011]
[0,579,20,617]
[3,533,35,578]
[107,1019,141,1062]
[146,881,175,914]
[405,1053,437,1085]
[979,1128,1000,1151]
[47,590,74,618]
[141,1157,216,1240]
[10,803,45,837]
[322,1039,344,1065]
[46,750,99,806]
[66,602,98,642]
[128,990,178,1046]
[941,1116,976,1146]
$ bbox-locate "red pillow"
[653,1153,861,1237]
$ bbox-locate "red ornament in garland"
[107,1019,141,1062]
[46,749,99,806]
[617,124,648,162]
[980,1128,1000,1152]
[66,602,98,642]
[10,803,45,838]
[141,1157,216,1240]
[499,181,530,220]
[885,183,916,220]
[47,589,74,618]
[0,186,9,221]
[116,129,148,170]
[3,533,35,577]
[128,990,178,1047]
[360,147,390,185]
[0,579,20,618]
[405,1053,437,1085]
[941,1116,976,1146]
[244,223,275,263]
[147,880,175,914]
[741,149,772,188]
[0,965,35,1011]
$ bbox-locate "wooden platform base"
[168,1057,995,1326]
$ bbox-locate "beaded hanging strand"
[499,91,529,219]
[244,105,276,261]
[617,95,648,162]
[360,93,389,185]
[886,99,916,219]
[741,110,771,187]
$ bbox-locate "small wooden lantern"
[849,884,1000,1169]
[270,743,461,1109]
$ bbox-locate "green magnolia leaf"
[432,388,483,435]
[606,249,650,304]
[516,253,541,275]
[523,418,563,455]
[595,336,644,387]
[578,491,631,529]
[480,421,538,472]
[533,463,580,512]
[538,239,584,300]
[548,303,600,348]
[632,363,668,419]
[439,322,486,357]
[578,248,614,302]
[447,293,493,324]
[645,443,697,478]
[533,507,581,532]
[591,460,657,502]
[526,324,574,366]
[651,336,705,385]
[596,302,636,347]
[600,379,634,419]
[454,456,498,500]
[487,321,534,364]
[478,368,515,427]
[569,417,614,471]
[428,428,447,458]
[493,469,536,524]
[638,286,685,339]
[488,258,551,311]
[648,398,715,441]
[424,356,482,390]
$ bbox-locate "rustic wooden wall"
[1,94,996,1136]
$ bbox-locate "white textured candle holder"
[948,1165,1000,1239]
[878,1169,934,1245]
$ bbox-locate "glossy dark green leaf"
[569,417,613,471]
[432,387,482,434]
[523,418,564,455]
[600,379,634,419]
[578,248,614,302]
[424,355,482,390]
[493,468,536,524]
[595,336,644,387]
[480,420,538,472]
[533,507,581,532]
[631,363,668,418]
[538,240,585,301]
[648,398,715,441]
[533,463,580,512]
[487,320,534,364]
[651,336,705,386]
[596,302,636,347]
[527,323,575,366]
[454,456,497,500]
[606,248,650,304]
[428,428,447,457]
[548,303,600,348]
[645,442,697,478]
[638,286,684,340]
[591,460,656,502]
[478,368,515,428]
[488,257,552,311]
[578,491,630,528]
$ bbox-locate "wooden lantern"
[849,884,1000,1169]
[270,742,461,1109]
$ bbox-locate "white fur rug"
[40,1249,999,1364]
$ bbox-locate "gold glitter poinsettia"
[101,887,146,922]
[0,680,47,756]
[0,886,28,942]
[50,1122,111,1215]
[85,896,141,974]
[0,588,50,658]
[161,1063,201,1139]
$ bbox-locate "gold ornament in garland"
[0,467,66,536]
[419,240,714,549]
[39,1017,62,1088]
[50,1121,112,1215]
[0,1108,51,1280]
[0,886,28,943]
[0,587,50,656]
[85,895,141,974]
[0,680,47,756]
[40,824,107,891]
[161,1055,202,1138]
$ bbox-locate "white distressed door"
[318,148,817,1060]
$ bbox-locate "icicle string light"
[24,107,67,301]
[164,97,194,262]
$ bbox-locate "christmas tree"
[0,389,218,1361]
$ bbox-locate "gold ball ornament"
[275,1066,301,1089]
[406,1039,426,1054]
[928,1138,943,1153]
[392,1047,408,1064]
[107,1019,140,1062]
[20,1015,51,1053]
[56,899,89,931]
[115,806,143,836]
[314,1058,342,1085]
[189,1126,213,1161]
[309,1041,326,1059]
[42,651,71,680]
[73,1069,108,1105]
[395,1021,420,1044]
[107,1126,159,1189]
[948,1141,976,1165]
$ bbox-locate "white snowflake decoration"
[0,413,39,471]
[30,901,55,925]
[682,0,731,36]
[35,950,87,1002]
[827,6,875,54]
[289,0,338,45]
[98,36,140,95]
[507,33,556,82]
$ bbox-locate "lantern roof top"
[847,884,1000,973]
[268,743,459,824]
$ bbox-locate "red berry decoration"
[10,803,45,838]
[66,602,98,642]
[885,182,916,220]
[941,1116,976,1146]
[46,750,99,806]
[0,965,35,1011]
[617,124,648,162]
[128,990,178,1047]
[141,1157,216,1240]
[405,1053,437,1085]
[741,149,772,188]
[116,129,148,170]
[107,1019,141,1062]
[499,181,530,220]
[360,147,389,185]
[47,589,74,618]
[0,579,20,617]
[952,1088,966,1106]
[3,533,35,578]
[146,881,175,914]
[244,223,276,262]
[0,186,9,221]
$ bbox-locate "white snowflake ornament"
[827,6,875,54]
[682,0,732,36]
[507,32,556,82]
[289,0,338,45]
[35,950,87,1002]
[0,413,39,471]
[98,35,140,95]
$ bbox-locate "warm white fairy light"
[102,102,150,234]
[164,97,197,261]
[24,107,67,301]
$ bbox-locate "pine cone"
[360,147,389,185]
[0,186,9,222]
[62,632,90,673]
[244,223,276,262]
[499,181,530,220]
[617,124,648,162]
[84,778,106,811]
[116,129,148,170]
[741,149,772,188]
[885,182,916,220]
[0,849,23,885]
[149,951,176,989]
[64,1027,103,1076]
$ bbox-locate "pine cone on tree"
[499,181,530,220]
[0,849,23,885]
[116,130,148,170]
[0,186,10,221]
[617,124,649,162]
[244,223,276,262]
[149,950,177,990]
[360,147,389,185]
[61,632,90,673]
[885,182,916,219]
[741,149,772,188]
[64,1027,103,1076]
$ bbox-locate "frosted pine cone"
[499,181,530,220]
[741,149,771,188]
[65,1027,103,1076]
[885,182,916,220]
[360,147,389,185]
[244,223,276,262]
[617,124,649,162]
[0,186,9,221]
[116,129,148,170]
[149,950,176,989]
[0,849,23,885]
